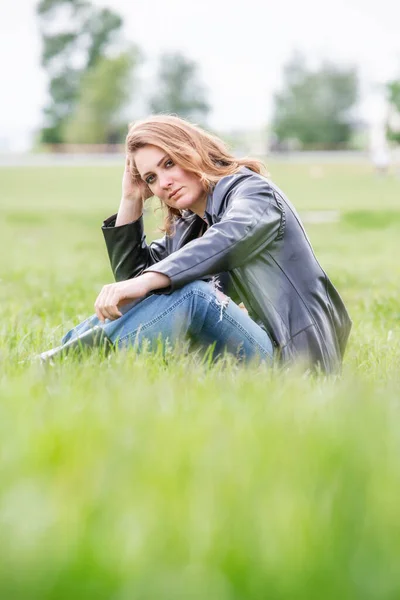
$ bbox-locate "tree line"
[37,0,400,150]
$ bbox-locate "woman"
[45,115,351,372]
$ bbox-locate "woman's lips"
[169,187,183,199]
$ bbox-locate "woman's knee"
[178,279,219,300]
[181,279,229,312]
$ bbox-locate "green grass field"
[1,161,400,599]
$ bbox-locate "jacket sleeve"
[102,213,168,282]
[144,177,284,290]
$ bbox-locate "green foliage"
[83,8,123,69]
[149,52,210,123]
[36,0,130,144]
[272,54,359,149]
[37,0,88,16]
[386,79,400,144]
[63,51,138,144]
[44,68,81,130]
[1,161,400,597]
[41,32,78,67]
[387,129,400,144]
[387,80,400,110]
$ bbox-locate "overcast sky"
[1,0,400,150]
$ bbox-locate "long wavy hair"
[125,114,266,235]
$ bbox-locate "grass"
[1,161,400,598]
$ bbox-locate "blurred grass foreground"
[1,159,400,599]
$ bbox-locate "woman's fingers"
[96,303,122,322]
[95,285,123,322]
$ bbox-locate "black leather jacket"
[102,167,351,373]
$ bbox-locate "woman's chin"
[174,193,205,215]
[176,197,192,210]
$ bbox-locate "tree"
[36,0,135,143]
[386,79,400,144]
[149,52,210,124]
[271,54,359,149]
[63,51,136,143]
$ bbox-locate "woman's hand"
[116,157,146,226]
[122,156,144,203]
[94,272,170,323]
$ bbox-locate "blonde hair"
[126,114,266,234]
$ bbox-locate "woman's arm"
[94,271,170,322]
[143,173,284,290]
[115,158,144,226]
[102,158,169,281]
[94,158,171,321]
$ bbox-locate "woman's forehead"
[133,145,167,173]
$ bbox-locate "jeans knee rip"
[209,276,229,321]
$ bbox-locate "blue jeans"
[62,280,274,364]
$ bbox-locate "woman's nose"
[159,174,173,190]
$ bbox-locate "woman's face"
[133,145,207,216]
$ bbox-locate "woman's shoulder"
[212,167,273,201]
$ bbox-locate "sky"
[1,0,400,151]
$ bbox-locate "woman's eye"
[144,160,173,184]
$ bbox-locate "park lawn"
[0,161,400,599]
[1,160,399,213]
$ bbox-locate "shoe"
[39,326,113,364]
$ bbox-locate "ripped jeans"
[62,280,274,364]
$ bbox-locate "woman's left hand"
[94,273,170,323]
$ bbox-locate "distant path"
[300,211,340,223]
[0,151,372,167]
[0,153,124,167]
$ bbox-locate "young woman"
[45,115,351,372]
